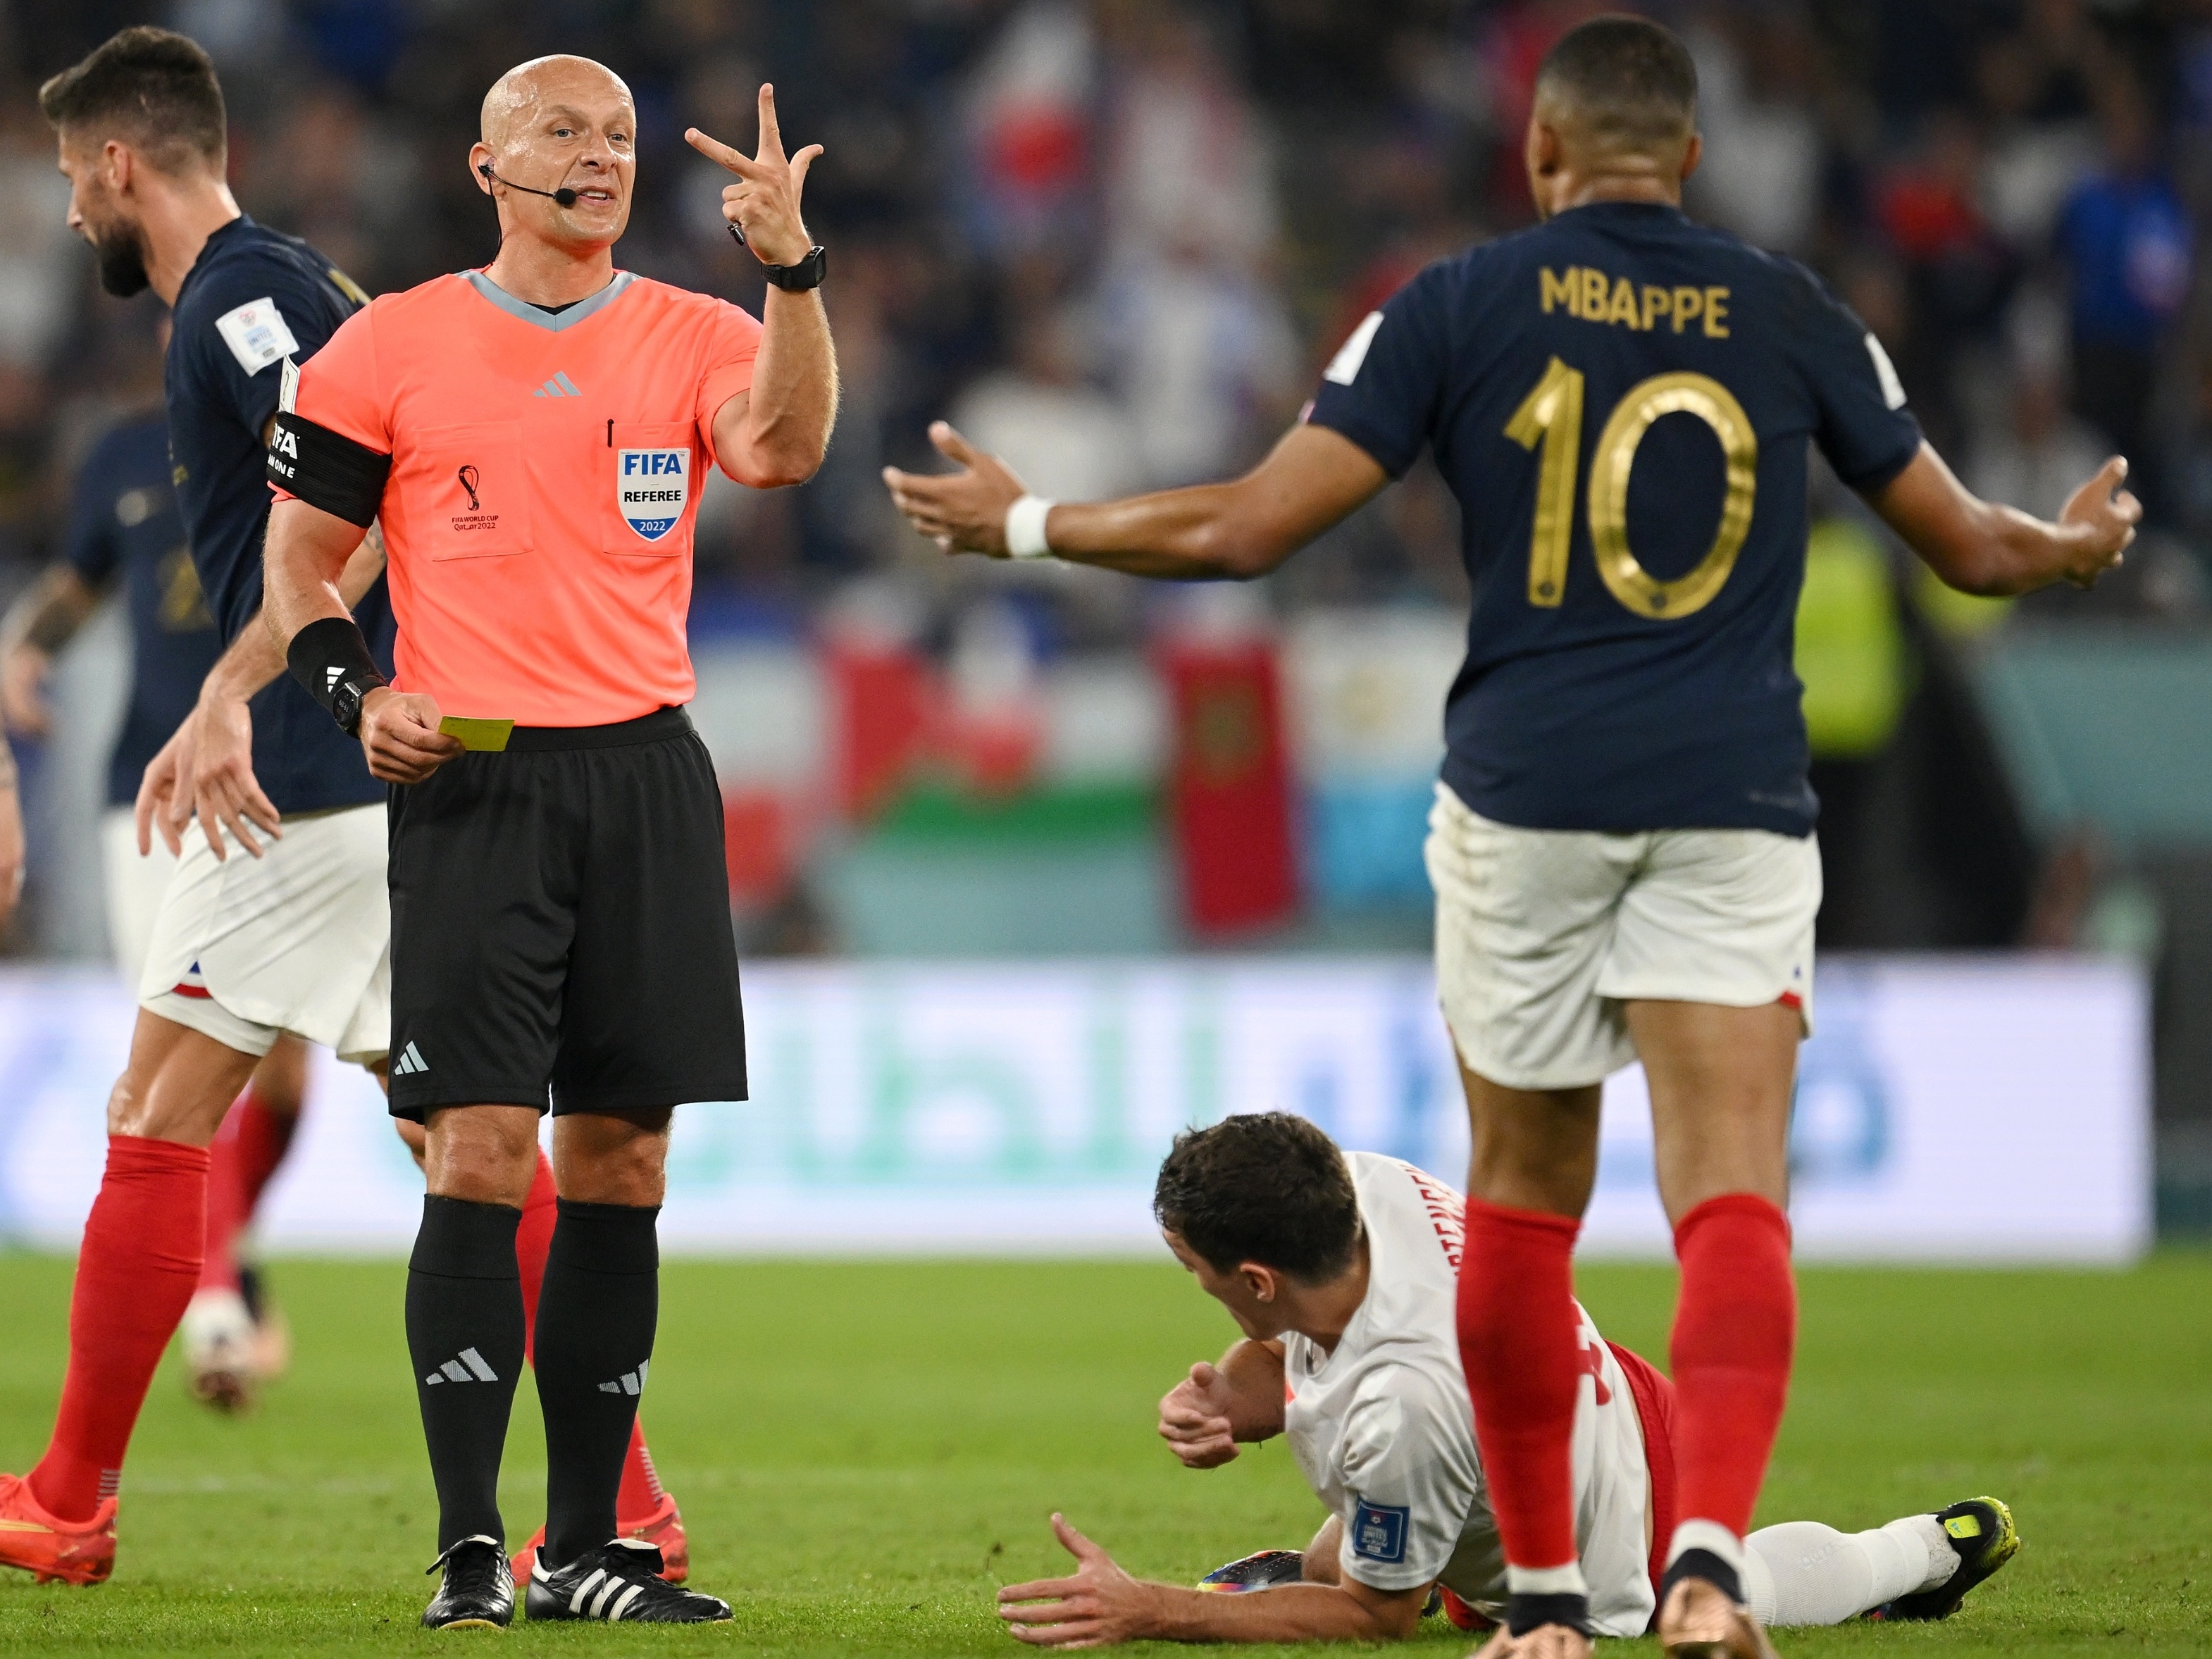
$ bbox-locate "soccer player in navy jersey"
[1,394,314,1416]
[886,18,2136,1659]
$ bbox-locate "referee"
[265,56,833,1627]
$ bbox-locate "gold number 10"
[1504,356,1759,621]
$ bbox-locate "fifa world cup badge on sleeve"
[1351,1499,1410,1564]
[618,447,690,542]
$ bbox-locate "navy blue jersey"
[165,215,394,814]
[62,414,219,807]
[1307,201,1922,835]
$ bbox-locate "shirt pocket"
[401,421,532,560]
[602,421,697,557]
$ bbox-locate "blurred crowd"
[0,0,2201,621]
[3,1,2211,964]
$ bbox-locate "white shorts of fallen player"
[1425,783,1821,1092]
[136,802,391,1066]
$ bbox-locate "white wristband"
[1005,494,1057,560]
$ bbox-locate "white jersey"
[1281,1152,1656,1636]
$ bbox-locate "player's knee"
[247,1036,311,1115]
[105,1062,232,1145]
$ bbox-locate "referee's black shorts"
[385,706,747,1121]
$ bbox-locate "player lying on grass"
[998,1114,2018,1648]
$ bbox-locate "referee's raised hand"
[685,85,821,268]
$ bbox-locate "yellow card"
[439,716,516,752]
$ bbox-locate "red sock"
[516,1146,558,1355]
[30,1136,209,1523]
[617,1423,668,1517]
[1458,1198,1584,1574]
[1669,1194,1796,1539]
[512,1148,669,1527]
[198,1092,302,1293]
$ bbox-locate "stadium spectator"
[2056,83,2194,504]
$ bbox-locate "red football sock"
[1669,1193,1796,1539]
[516,1146,558,1356]
[513,1147,669,1527]
[197,1091,303,1293]
[617,1423,668,1518]
[30,1136,209,1523]
[1458,1198,1584,1574]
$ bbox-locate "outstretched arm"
[1868,444,2138,596]
[884,419,1390,581]
[997,1514,1429,1646]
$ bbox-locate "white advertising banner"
[0,955,2149,1262]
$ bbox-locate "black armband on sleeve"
[267,411,391,528]
[289,614,388,735]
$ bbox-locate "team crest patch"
[1350,1498,1409,1563]
[617,447,689,541]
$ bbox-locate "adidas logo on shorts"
[392,1040,430,1076]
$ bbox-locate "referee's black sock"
[534,1199,660,1572]
[406,1195,526,1552]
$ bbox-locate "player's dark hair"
[1534,13,1698,154]
[38,27,228,174]
[1154,1112,1362,1284]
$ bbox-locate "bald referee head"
[471,56,637,253]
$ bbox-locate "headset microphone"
[477,161,578,209]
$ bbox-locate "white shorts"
[138,802,391,1066]
[1426,783,1820,1091]
[101,807,177,987]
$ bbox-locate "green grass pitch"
[0,1252,2205,1656]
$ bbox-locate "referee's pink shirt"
[278,269,761,726]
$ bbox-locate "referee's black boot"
[423,1534,515,1629]
[526,1537,732,1624]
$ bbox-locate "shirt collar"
[461,268,635,333]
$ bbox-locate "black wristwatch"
[331,676,376,737]
[738,232,827,292]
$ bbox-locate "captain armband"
[266,409,391,528]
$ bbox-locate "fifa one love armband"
[266,355,391,528]
[266,408,391,528]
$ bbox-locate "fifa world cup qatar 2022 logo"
[448,463,500,535]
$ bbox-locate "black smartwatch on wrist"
[731,228,827,292]
[330,678,374,738]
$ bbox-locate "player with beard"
[1,340,312,1415]
[0,28,689,1590]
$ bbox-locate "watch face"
[333,682,363,733]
